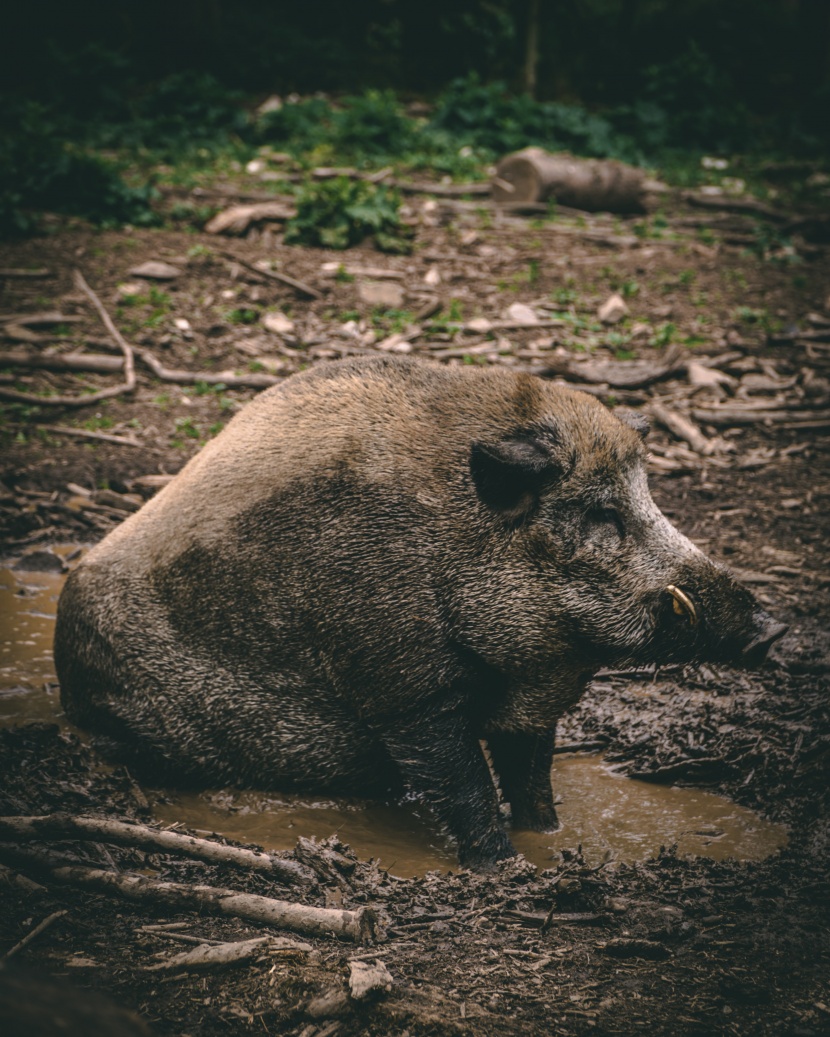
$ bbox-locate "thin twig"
[218,250,322,299]
[0,270,136,408]
[2,909,67,962]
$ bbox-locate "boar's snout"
[741,613,788,667]
[657,564,787,669]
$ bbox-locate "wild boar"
[55,357,786,868]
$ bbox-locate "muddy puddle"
[0,555,788,874]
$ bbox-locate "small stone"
[598,293,629,324]
[115,282,145,301]
[348,959,393,1001]
[358,281,404,309]
[129,261,182,281]
[424,266,441,286]
[262,311,295,335]
[686,361,735,389]
[505,302,539,325]
[466,317,492,333]
[14,550,66,574]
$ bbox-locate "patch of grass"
[370,308,413,333]
[173,416,201,440]
[80,414,114,431]
[551,287,578,307]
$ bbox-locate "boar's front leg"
[379,709,516,869]
[488,730,559,832]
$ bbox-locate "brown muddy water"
[1,555,788,876]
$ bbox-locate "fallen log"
[0,815,314,886]
[0,851,375,942]
[492,148,651,213]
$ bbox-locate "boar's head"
[467,397,786,677]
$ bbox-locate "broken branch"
[0,815,314,887]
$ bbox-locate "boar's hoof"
[459,831,517,871]
[742,617,788,667]
[666,584,698,626]
[511,802,560,833]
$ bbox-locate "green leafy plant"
[285,177,411,253]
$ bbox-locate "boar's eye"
[586,506,625,539]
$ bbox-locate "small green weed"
[226,307,259,325]
[650,322,676,348]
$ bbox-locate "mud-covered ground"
[1,188,829,1035]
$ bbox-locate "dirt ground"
[1,190,829,1035]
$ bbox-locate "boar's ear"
[470,435,562,524]
[615,408,650,440]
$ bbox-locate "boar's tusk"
[666,585,698,627]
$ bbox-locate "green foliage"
[429,74,642,163]
[0,102,156,237]
[256,91,414,160]
[285,177,411,252]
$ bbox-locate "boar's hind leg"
[487,730,559,832]
[379,709,516,870]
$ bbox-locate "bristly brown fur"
[54,356,783,868]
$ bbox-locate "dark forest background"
[2,0,829,234]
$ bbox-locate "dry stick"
[1,909,67,962]
[0,351,124,374]
[0,270,136,408]
[0,268,52,279]
[648,401,714,455]
[49,426,142,447]
[0,815,314,887]
[2,857,374,943]
[133,348,280,389]
[218,250,322,300]
[0,348,282,391]
[692,406,830,426]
